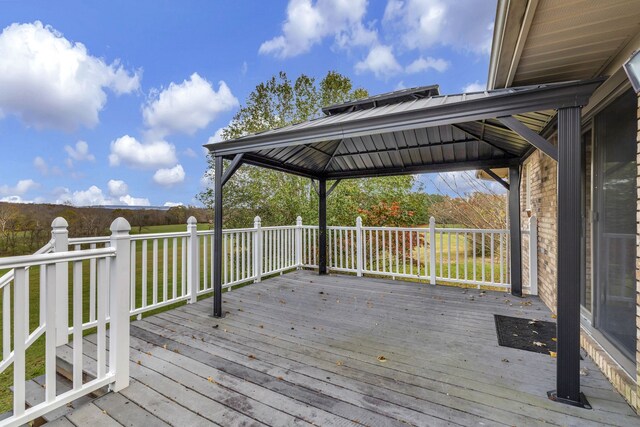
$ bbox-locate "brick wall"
[520,137,559,312]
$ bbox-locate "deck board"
[55,271,639,426]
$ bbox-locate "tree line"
[0,203,208,256]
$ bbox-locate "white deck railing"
[0,214,537,426]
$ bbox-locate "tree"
[198,71,420,227]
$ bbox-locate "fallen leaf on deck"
[551,337,557,342]
[580,367,589,376]
[207,376,216,383]
[549,351,557,358]
[533,341,546,347]
[259,325,264,329]
[336,360,344,366]
[248,354,256,360]
[551,314,557,319]
[501,358,509,363]
[279,299,286,304]
[212,324,219,329]
[276,376,283,381]
[137,360,141,365]
[377,355,387,362]
[162,344,167,349]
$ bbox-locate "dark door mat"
[494,314,558,355]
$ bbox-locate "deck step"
[9,373,96,426]
[55,353,104,397]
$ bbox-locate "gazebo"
[205,78,603,408]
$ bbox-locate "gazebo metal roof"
[205,79,601,179]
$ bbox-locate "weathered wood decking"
[53,271,638,426]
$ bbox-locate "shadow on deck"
[52,271,638,426]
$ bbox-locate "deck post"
[187,216,199,304]
[355,216,363,277]
[508,166,522,297]
[51,217,69,346]
[429,217,436,285]
[253,216,262,282]
[108,217,131,392]
[549,106,588,407]
[318,179,327,275]
[213,155,224,317]
[295,216,303,269]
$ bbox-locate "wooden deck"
[52,271,638,426]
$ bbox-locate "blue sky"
[0,0,499,207]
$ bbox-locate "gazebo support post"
[213,155,224,318]
[548,106,590,408]
[318,178,327,275]
[509,165,522,297]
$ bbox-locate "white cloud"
[383,0,494,55]
[0,195,38,204]
[433,171,506,195]
[183,148,197,158]
[109,135,177,169]
[405,56,449,73]
[259,0,375,58]
[355,45,402,78]
[107,179,128,197]
[200,174,213,188]
[0,21,140,131]
[462,81,486,93]
[241,61,248,75]
[207,127,226,144]
[153,164,185,186]
[55,184,150,206]
[142,73,238,137]
[0,179,38,196]
[34,156,48,175]
[56,185,108,206]
[164,201,184,207]
[119,194,150,206]
[64,140,95,166]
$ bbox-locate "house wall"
[520,139,558,311]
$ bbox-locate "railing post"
[295,216,303,269]
[355,216,363,277]
[108,217,131,392]
[429,217,436,285]
[51,217,69,346]
[528,215,538,295]
[253,216,262,283]
[187,216,199,304]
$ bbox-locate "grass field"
[0,223,505,413]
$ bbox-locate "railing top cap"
[110,217,131,232]
[51,217,68,229]
[187,216,197,225]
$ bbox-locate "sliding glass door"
[592,89,637,362]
